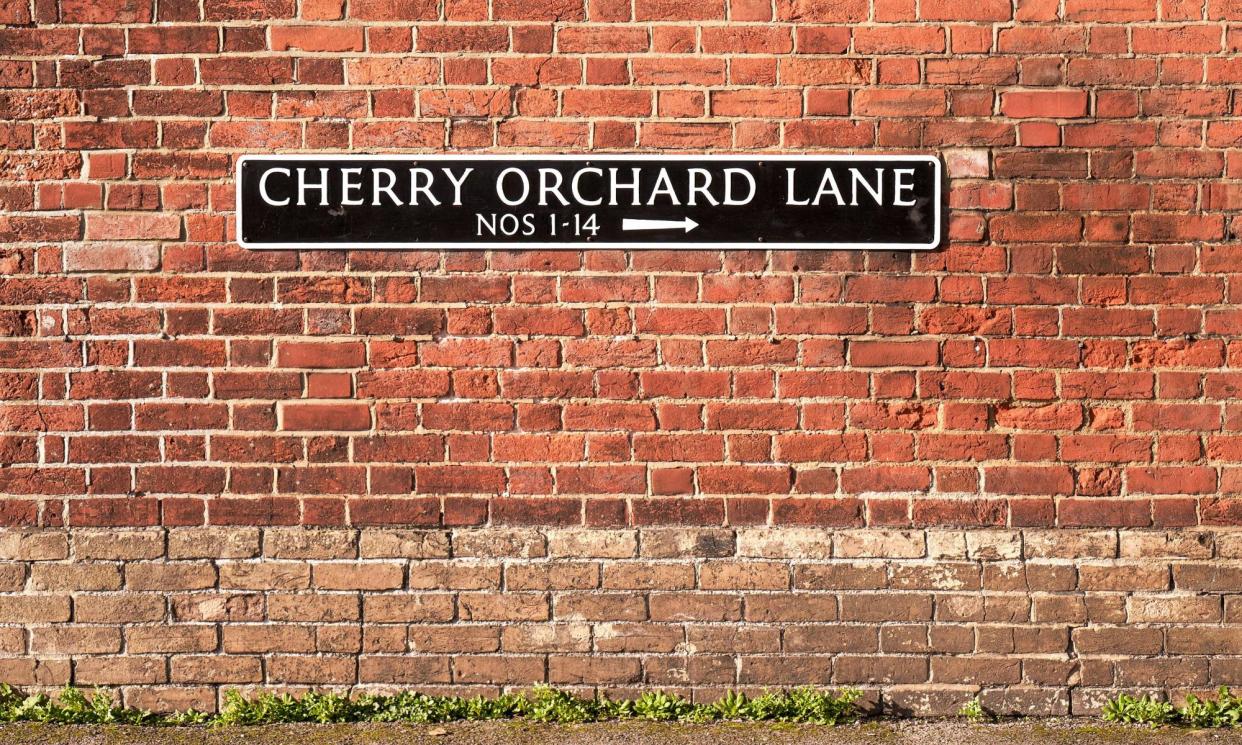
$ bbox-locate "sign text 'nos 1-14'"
[237,154,942,251]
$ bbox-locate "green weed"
[0,684,158,725]
[958,697,990,723]
[1177,687,1242,729]
[0,683,863,727]
[2,683,1237,729]
[1100,693,1176,726]
[1099,688,1242,728]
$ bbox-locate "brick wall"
[1,0,1241,717]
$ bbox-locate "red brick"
[850,340,940,367]
[61,0,152,23]
[1002,90,1089,118]
[277,342,365,369]
[921,0,1010,19]
[281,402,371,431]
[85,213,180,241]
[270,25,364,51]
[854,89,946,116]
[985,466,1075,495]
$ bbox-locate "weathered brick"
[170,656,263,684]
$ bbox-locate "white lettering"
[893,168,917,206]
[538,168,570,206]
[687,168,718,206]
[609,167,641,206]
[812,169,845,206]
[723,168,756,205]
[259,167,290,206]
[497,168,530,206]
[409,167,439,206]
[296,167,329,206]
[571,167,603,206]
[340,167,364,206]
[785,167,808,206]
[371,168,400,206]
[646,168,680,205]
[850,168,883,206]
[442,167,472,206]
[477,213,496,235]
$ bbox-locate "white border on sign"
[234,153,943,251]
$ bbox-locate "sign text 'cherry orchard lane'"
[236,155,942,250]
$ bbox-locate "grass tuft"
[0,683,862,727]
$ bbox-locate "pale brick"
[1024,531,1118,560]
[125,562,217,591]
[639,529,736,558]
[1126,594,1221,623]
[122,686,218,714]
[363,593,455,623]
[965,530,1023,560]
[736,527,832,559]
[1119,531,1214,559]
[75,530,164,560]
[171,655,263,684]
[505,561,599,590]
[547,529,637,558]
[75,593,165,623]
[501,623,591,653]
[126,625,217,654]
[168,528,261,559]
[408,561,501,590]
[458,592,549,621]
[218,561,311,590]
[30,563,121,591]
[31,626,121,654]
[0,595,71,623]
[835,530,926,558]
[264,528,357,559]
[452,529,545,558]
[76,656,167,685]
[313,562,405,590]
[359,530,451,559]
[700,560,789,590]
[0,531,69,561]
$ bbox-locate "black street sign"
[236,154,942,250]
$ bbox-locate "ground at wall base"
[1,720,1239,745]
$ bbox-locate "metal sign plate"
[236,154,942,250]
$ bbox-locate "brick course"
[0,525,1239,715]
[1,0,1241,714]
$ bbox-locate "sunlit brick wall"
[1,0,1240,716]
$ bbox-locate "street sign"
[236,154,942,250]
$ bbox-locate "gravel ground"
[0,720,1239,745]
